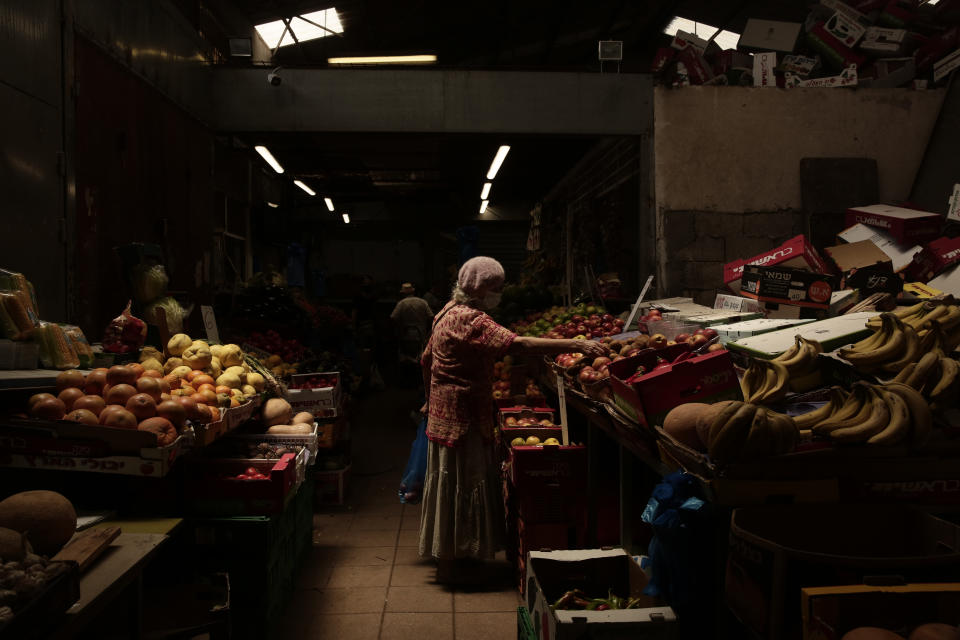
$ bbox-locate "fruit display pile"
[13,333,265,447]
[491,356,545,401]
[512,303,623,339]
[551,589,648,611]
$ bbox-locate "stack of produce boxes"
[499,407,587,592]
[285,372,350,506]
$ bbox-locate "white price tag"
[556,372,570,446]
[625,275,654,331]
[200,305,220,344]
[947,184,960,223]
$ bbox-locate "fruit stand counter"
[0,369,92,391]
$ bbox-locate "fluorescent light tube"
[294,180,316,196]
[327,54,437,65]
[266,202,279,208]
[480,182,492,200]
[324,197,335,212]
[486,146,510,180]
[480,200,489,214]
[342,213,351,223]
[255,146,284,174]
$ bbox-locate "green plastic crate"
[518,606,536,640]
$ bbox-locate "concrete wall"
[654,86,946,304]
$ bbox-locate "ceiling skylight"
[663,17,741,51]
[255,8,343,49]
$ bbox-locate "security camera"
[267,67,281,86]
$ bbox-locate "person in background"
[391,283,434,378]
[422,281,447,315]
[419,256,606,583]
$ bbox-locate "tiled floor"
[281,387,521,639]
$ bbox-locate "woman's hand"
[576,340,609,359]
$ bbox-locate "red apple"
[702,328,719,340]
[691,334,709,346]
[707,343,725,352]
[675,333,691,343]
[592,357,612,370]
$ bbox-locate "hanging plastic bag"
[398,416,428,504]
[102,300,148,354]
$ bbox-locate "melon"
[0,526,28,561]
[663,403,709,450]
[263,398,292,427]
[0,490,77,555]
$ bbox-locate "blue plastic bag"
[399,416,428,504]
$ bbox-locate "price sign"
[624,275,654,331]
[947,184,960,223]
[200,305,220,344]
[556,372,570,446]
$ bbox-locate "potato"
[266,424,312,435]
[292,411,314,424]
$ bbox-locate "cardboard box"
[500,406,557,428]
[902,281,943,298]
[845,265,902,296]
[753,52,779,87]
[861,57,916,88]
[802,583,960,640]
[711,318,815,344]
[807,22,868,69]
[726,504,960,640]
[780,54,821,77]
[315,463,350,506]
[905,236,960,282]
[714,294,767,314]
[670,30,708,53]
[727,311,875,358]
[860,27,910,55]
[680,310,764,326]
[824,240,893,276]
[186,453,298,516]
[725,235,832,293]
[785,65,858,88]
[845,204,942,245]
[739,19,802,53]
[525,549,678,640]
[929,263,960,297]
[823,10,867,48]
[837,223,921,272]
[285,372,342,417]
[607,348,742,427]
[740,264,839,310]
[828,289,861,315]
[506,444,587,524]
[934,47,960,83]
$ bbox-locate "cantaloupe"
[663,403,709,450]
[0,526,28,561]
[909,624,960,640]
[842,629,906,640]
[0,490,76,555]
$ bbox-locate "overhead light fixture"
[294,180,316,196]
[480,182,492,200]
[486,146,510,180]
[324,197,335,212]
[342,213,351,223]
[480,200,489,214]
[327,54,437,65]
[255,146,284,174]
[266,202,279,208]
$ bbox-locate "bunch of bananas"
[742,335,827,405]
[797,382,931,446]
[704,401,798,464]
[840,304,960,374]
[891,347,960,411]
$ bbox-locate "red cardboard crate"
[506,442,587,524]
[187,453,298,516]
[608,348,743,428]
[499,406,557,428]
[845,205,942,245]
[724,235,832,293]
[905,236,960,282]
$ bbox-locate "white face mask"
[482,292,502,310]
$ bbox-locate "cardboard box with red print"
[845,204,942,245]
[724,235,832,293]
[607,346,742,428]
[740,264,840,310]
[905,236,960,283]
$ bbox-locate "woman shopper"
[418,256,607,583]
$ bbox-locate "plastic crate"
[517,607,537,640]
[189,479,314,639]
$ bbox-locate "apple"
[666,340,677,346]
[614,318,625,327]
[505,416,518,426]
[602,314,613,322]
[649,334,667,348]
[702,328,719,340]
[707,343,725,352]
[693,328,706,336]
[691,334,709,346]
[675,333,691,343]
[592,356,611,370]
